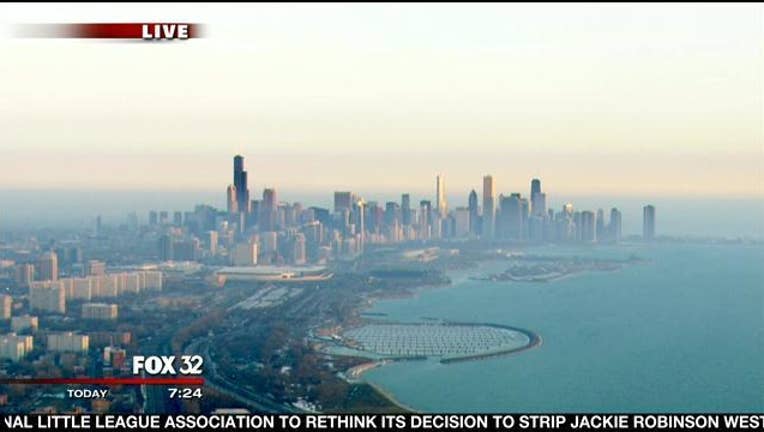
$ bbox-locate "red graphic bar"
[0,377,204,386]
[15,23,203,39]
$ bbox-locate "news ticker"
[2,414,764,431]
[14,23,203,40]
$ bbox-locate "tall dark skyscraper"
[233,155,250,213]
[530,178,541,197]
[530,178,546,217]
[334,192,353,213]
[643,205,656,241]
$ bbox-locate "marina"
[340,322,537,362]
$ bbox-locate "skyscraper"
[261,188,278,231]
[436,175,447,218]
[468,189,479,235]
[401,194,411,226]
[643,205,656,241]
[580,210,596,242]
[226,184,238,214]
[482,175,495,239]
[233,155,250,213]
[596,208,606,241]
[498,193,523,240]
[530,178,546,217]
[609,208,622,243]
[334,192,353,214]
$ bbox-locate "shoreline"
[337,321,543,412]
[333,260,543,412]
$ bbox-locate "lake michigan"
[362,243,764,412]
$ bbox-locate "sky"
[0,3,762,198]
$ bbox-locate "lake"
[362,243,764,412]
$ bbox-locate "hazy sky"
[0,3,762,197]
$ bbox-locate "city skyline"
[0,4,761,196]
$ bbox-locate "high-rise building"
[158,235,174,261]
[498,194,523,240]
[173,211,183,226]
[609,208,622,243]
[418,200,432,239]
[643,205,656,241]
[468,189,479,235]
[47,332,88,353]
[453,207,471,237]
[0,334,33,361]
[436,175,447,217]
[334,192,353,213]
[530,178,541,199]
[29,281,66,314]
[231,242,258,266]
[226,184,238,214]
[1,295,11,320]
[482,175,495,239]
[530,178,546,217]
[580,211,596,242]
[596,208,606,242]
[82,303,118,320]
[14,264,34,287]
[85,260,106,277]
[260,188,278,231]
[206,231,219,255]
[292,233,307,265]
[353,198,366,248]
[37,251,58,281]
[233,155,250,213]
[401,194,411,226]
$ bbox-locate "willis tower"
[233,155,250,213]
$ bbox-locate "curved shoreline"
[438,322,543,364]
[339,321,542,413]
[342,323,542,413]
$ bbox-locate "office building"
[82,303,118,320]
[15,264,34,287]
[233,155,251,213]
[580,210,596,242]
[231,242,258,266]
[401,194,411,226]
[334,191,353,213]
[0,334,33,361]
[226,184,238,214]
[37,251,58,281]
[29,281,66,314]
[47,332,89,353]
[85,260,106,277]
[643,205,656,241]
[530,178,547,217]
[609,208,623,243]
[436,175,447,217]
[453,207,471,238]
[482,175,495,239]
[1,295,11,320]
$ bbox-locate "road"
[185,338,303,413]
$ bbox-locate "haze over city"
[0,3,762,197]
[0,3,763,419]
